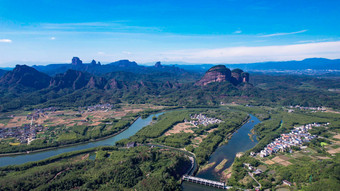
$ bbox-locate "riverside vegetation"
[0,146,192,190]
[116,108,248,165]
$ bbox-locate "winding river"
[0,112,163,167]
[0,111,261,191]
[182,114,261,190]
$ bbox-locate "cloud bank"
[0,39,12,43]
[260,30,308,37]
[156,41,340,63]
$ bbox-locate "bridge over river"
[182,175,228,189]
[182,114,261,190]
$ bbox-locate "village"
[26,107,58,121]
[85,103,114,112]
[0,124,43,144]
[287,105,326,113]
[187,113,222,126]
[256,123,327,157]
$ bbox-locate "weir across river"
[182,175,226,189]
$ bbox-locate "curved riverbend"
[182,114,261,190]
[0,112,163,167]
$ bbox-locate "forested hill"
[0,69,7,77]
[0,63,339,112]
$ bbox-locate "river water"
[182,114,261,190]
[0,112,163,167]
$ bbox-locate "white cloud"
[122,51,132,55]
[157,41,340,63]
[40,22,162,33]
[234,30,242,34]
[0,39,12,43]
[260,30,307,37]
[50,37,56,40]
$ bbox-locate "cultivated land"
[0,104,166,154]
[0,104,164,128]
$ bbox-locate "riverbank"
[182,114,261,190]
[0,112,164,167]
[0,116,140,157]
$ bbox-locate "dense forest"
[0,64,340,113]
[0,146,191,191]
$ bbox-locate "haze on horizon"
[0,0,340,67]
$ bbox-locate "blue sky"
[0,0,340,66]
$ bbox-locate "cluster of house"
[26,107,58,120]
[243,163,263,175]
[186,113,222,126]
[287,105,326,113]
[86,103,114,112]
[0,124,43,144]
[258,123,325,157]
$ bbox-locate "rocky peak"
[72,57,83,65]
[154,61,163,68]
[195,65,231,86]
[90,59,97,65]
[104,79,121,90]
[86,76,107,89]
[0,65,51,89]
[50,69,92,90]
[231,69,249,85]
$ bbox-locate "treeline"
[116,110,190,146]
[0,146,191,191]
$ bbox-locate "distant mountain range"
[173,58,340,72]
[1,57,339,79]
[1,59,339,112]
[0,63,198,94]
[30,57,186,76]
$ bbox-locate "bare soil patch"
[272,156,292,166]
[328,147,340,154]
[164,122,194,136]
[316,156,331,160]
[333,134,340,140]
[265,160,275,165]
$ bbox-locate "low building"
[283,180,292,186]
[126,142,136,148]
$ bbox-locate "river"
[0,112,163,167]
[182,114,261,190]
